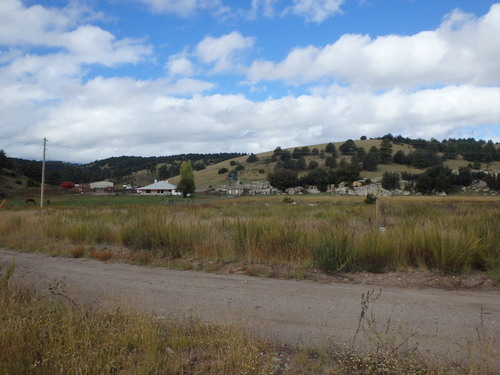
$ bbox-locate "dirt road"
[1,248,499,368]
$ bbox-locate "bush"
[218,168,228,174]
[381,172,400,190]
[246,153,258,163]
[364,193,377,204]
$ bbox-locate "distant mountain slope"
[1,136,498,192]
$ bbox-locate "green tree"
[0,150,7,173]
[415,165,456,194]
[379,139,393,164]
[299,167,332,192]
[280,149,292,162]
[457,166,473,186]
[157,164,169,179]
[324,156,337,168]
[339,139,357,156]
[297,156,306,170]
[362,146,379,171]
[177,161,195,198]
[246,153,258,163]
[393,150,408,165]
[325,143,337,157]
[218,167,228,174]
[267,169,298,191]
[352,147,366,166]
[409,149,441,168]
[308,160,319,170]
[381,172,400,190]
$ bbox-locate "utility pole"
[40,138,47,208]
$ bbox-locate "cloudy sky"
[1,0,499,163]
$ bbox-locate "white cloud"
[248,0,280,19]
[248,4,500,89]
[286,0,344,23]
[195,31,255,73]
[1,1,499,164]
[136,0,228,17]
[3,73,498,163]
[167,56,195,77]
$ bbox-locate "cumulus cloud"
[286,0,344,23]
[195,31,255,73]
[1,1,499,163]
[248,4,500,88]
[167,55,195,77]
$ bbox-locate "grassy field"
[1,262,495,375]
[1,194,498,278]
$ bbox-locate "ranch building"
[89,180,114,191]
[137,180,179,196]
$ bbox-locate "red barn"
[60,181,76,189]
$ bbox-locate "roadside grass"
[1,264,495,375]
[0,195,498,278]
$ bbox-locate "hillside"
[169,139,500,189]
[1,136,499,194]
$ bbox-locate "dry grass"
[1,262,494,375]
[0,196,498,278]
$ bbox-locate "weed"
[71,245,85,258]
[88,248,113,261]
[352,289,382,347]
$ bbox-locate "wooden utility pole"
[375,198,381,227]
[40,138,47,208]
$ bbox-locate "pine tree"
[379,139,393,164]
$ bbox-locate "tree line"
[0,151,244,186]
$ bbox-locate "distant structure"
[60,181,76,189]
[89,181,114,191]
[136,180,179,196]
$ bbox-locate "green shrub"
[364,193,377,204]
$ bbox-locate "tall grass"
[0,196,498,275]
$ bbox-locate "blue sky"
[1,0,499,163]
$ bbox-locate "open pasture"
[1,195,498,277]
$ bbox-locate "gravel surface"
[1,248,499,369]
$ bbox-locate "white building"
[89,180,114,190]
[136,180,179,196]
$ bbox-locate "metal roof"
[138,180,177,190]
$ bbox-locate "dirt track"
[1,248,499,368]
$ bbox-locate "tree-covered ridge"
[266,135,499,194]
[0,152,245,186]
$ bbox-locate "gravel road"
[1,248,499,368]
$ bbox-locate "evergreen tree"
[381,172,400,190]
[393,150,408,165]
[362,150,379,171]
[246,153,258,163]
[267,169,298,191]
[325,142,337,157]
[325,156,337,168]
[339,139,357,156]
[379,139,393,164]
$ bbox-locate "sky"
[1,0,500,163]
